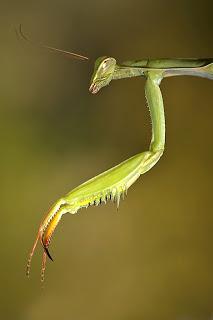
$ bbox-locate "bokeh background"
[1,0,213,319]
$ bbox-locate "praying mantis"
[19,26,213,282]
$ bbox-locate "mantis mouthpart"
[22,27,213,282]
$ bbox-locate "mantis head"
[89,56,116,94]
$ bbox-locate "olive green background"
[1,0,212,319]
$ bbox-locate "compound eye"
[102,59,109,70]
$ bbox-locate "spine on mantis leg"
[26,71,166,281]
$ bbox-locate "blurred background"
[0,0,213,319]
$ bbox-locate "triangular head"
[89,56,116,94]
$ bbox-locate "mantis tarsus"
[19,26,213,281]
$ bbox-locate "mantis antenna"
[17,24,89,61]
[24,28,213,281]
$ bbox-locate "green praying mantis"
[19,26,213,282]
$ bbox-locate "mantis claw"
[42,245,54,262]
[44,247,53,261]
[26,199,67,280]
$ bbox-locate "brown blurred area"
[0,0,212,319]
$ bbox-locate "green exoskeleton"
[20,26,213,281]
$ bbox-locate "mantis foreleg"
[26,71,165,281]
